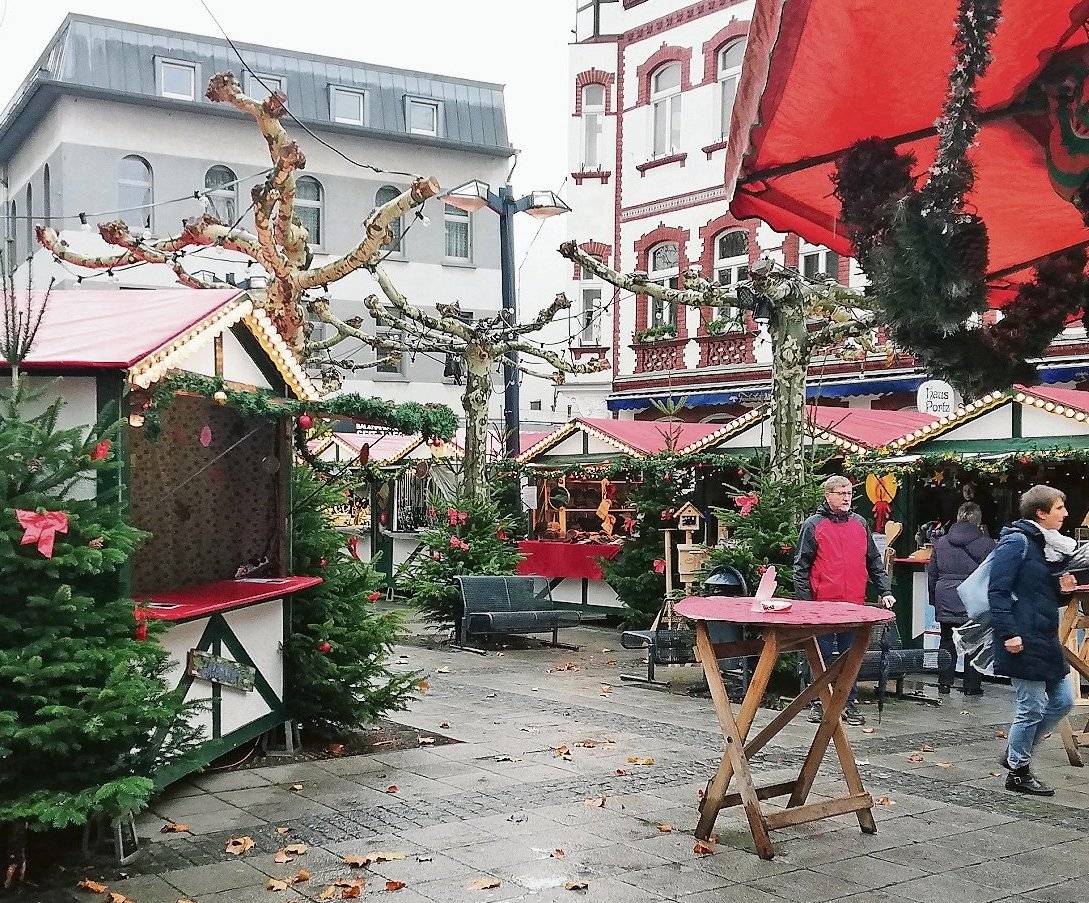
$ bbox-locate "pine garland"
[141,373,457,441]
[845,446,1089,481]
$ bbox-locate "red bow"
[16,509,69,558]
[873,499,892,532]
[347,535,360,560]
[734,494,760,517]
[653,559,666,575]
[447,508,468,527]
[89,439,111,461]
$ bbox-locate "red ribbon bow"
[872,499,892,532]
[734,494,760,517]
[89,439,111,461]
[16,509,69,558]
[447,508,468,527]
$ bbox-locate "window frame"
[405,97,441,137]
[650,62,682,157]
[156,57,198,101]
[714,230,749,320]
[244,71,285,102]
[24,184,32,255]
[294,175,324,247]
[799,241,840,281]
[443,203,472,263]
[204,165,239,225]
[117,154,154,232]
[581,84,606,170]
[647,241,679,327]
[717,39,745,140]
[375,185,404,255]
[330,85,368,125]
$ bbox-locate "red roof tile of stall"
[1015,384,1089,415]
[579,418,724,455]
[808,407,938,449]
[4,289,246,369]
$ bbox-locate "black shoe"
[808,702,824,724]
[1005,765,1054,796]
[960,686,984,697]
[999,749,1012,770]
[938,684,951,695]
[843,703,866,726]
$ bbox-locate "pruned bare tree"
[560,242,886,485]
[36,73,608,499]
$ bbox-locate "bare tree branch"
[505,340,610,375]
[368,266,475,341]
[514,292,574,335]
[559,240,721,307]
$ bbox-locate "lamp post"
[445,180,571,457]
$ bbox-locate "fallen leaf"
[920,744,934,752]
[934,761,954,768]
[276,826,290,834]
[160,821,189,833]
[551,849,566,859]
[583,796,606,808]
[552,745,571,759]
[626,756,655,766]
[385,881,407,891]
[605,659,618,666]
[268,879,291,892]
[386,785,400,794]
[284,843,308,855]
[290,783,304,793]
[108,893,135,903]
[656,824,673,833]
[417,680,430,692]
[600,685,612,696]
[564,881,589,891]
[907,753,925,763]
[327,743,347,757]
[860,727,875,734]
[342,886,363,899]
[77,879,109,894]
[693,840,716,856]
[470,878,501,890]
[343,851,406,867]
[225,835,255,856]
[615,768,627,776]
[548,661,579,673]
[319,887,338,901]
[274,850,294,864]
[439,721,451,729]
[293,869,311,883]
[875,796,895,806]
[437,666,450,673]
[995,730,1008,739]
[419,736,436,746]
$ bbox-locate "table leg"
[789,629,874,837]
[692,622,774,859]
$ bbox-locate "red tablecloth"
[675,596,894,629]
[516,540,622,581]
[138,576,322,622]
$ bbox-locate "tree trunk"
[461,342,494,501]
[768,294,810,487]
[2,820,27,889]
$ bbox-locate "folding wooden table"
[675,596,893,860]
[1058,591,1089,766]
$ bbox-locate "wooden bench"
[455,576,582,650]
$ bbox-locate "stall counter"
[516,540,622,609]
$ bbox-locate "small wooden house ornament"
[674,502,703,540]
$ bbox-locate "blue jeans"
[816,630,858,706]
[1007,676,1075,768]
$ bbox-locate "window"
[24,184,32,254]
[377,331,404,375]
[714,231,748,322]
[294,176,323,245]
[717,39,746,139]
[118,155,153,231]
[582,84,605,169]
[444,203,471,260]
[6,201,15,242]
[42,165,50,224]
[407,98,440,136]
[800,242,839,281]
[648,242,679,326]
[650,62,682,156]
[376,186,402,252]
[579,286,603,345]
[529,400,542,411]
[158,59,196,100]
[331,86,367,125]
[205,165,238,224]
[245,72,284,102]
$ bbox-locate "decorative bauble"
[297,413,314,430]
[367,591,382,602]
[213,390,229,406]
[318,641,332,654]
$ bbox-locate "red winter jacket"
[792,502,891,604]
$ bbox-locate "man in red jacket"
[793,475,896,726]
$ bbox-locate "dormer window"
[157,59,197,100]
[406,98,440,137]
[244,72,285,102]
[331,86,367,125]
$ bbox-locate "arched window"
[118,155,153,231]
[581,83,606,169]
[648,241,679,326]
[376,185,402,252]
[295,176,323,246]
[650,63,682,156]
[6,201,15,247]
[713,231,749,324]
[718,39,746,139]
[24,184,32,256]
[577,253,603,346]
[43,165,51,225]
[205,165,238,224]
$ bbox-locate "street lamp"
[445,179,572,457]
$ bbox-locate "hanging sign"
[916,380,956,416]
[187,650,256,692]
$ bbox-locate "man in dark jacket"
[794,475,895,726]
[927,502,994,695]
[990,485,1076,796]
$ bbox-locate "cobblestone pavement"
[21,622,1089,903]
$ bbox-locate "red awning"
[807,406,937,449]
[725,0,1089,287]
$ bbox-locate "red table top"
[516,540,621,581]
[138,576,322,622]
[675,596,894,629]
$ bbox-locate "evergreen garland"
[845,445,1089,481]
[142,373,457,441]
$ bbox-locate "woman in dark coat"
[927,502,994,695]
[989,485,1076,797]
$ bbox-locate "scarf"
[1040,528,1077,562]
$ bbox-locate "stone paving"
[24,622,1089,903]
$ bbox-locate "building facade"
[562,0,1089,421]
[0,14,514,413]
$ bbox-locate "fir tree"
[285,467,418,736]
[398,492,521,630]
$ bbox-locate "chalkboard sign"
[187,649,256,692]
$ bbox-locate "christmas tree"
[285,466,418,736]
[1,288,198,879]
[398,492,521,630]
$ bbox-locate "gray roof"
[0,14,514,163]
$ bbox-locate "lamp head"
[523,190,572,219]
[444,180,492,213]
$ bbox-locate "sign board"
[916,380,957,416]
[187,649,256,692]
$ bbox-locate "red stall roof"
[807,406,938,450]
[3,289,246,369]
[519,417,727,461]
[725,1,1089,288]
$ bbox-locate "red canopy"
[807,406,937,449]
[725,0,1089,288]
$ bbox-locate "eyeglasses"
[827,490,854,497]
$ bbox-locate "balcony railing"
[633,337,686,373]
[696,333,756,367]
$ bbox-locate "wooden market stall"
[515,418,724,610]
